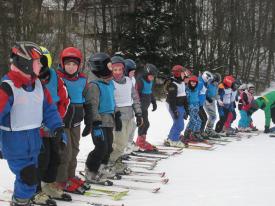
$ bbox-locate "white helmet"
[238,83,247,91]
[247,83,255,89]
[202,71,213,83]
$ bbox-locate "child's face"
[33,59,42,76]
[190,81,197,87]
[112,66,124,79]
[64,62,78,74]
[147,75,154,81]
[129,70,135,78]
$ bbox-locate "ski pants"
[205,100,217,130]
[199,106,208,132]
[238,110,252,128]
[37,137,61,191]
[215,106,230,133]
[128,119,137,144]
[86,127,113,172]
[271,106,275,124]
[186,104,201,132]
[8,157,39,199]
[168,106,185,141]
[138,103,150,136]
[110,119,135,163]
[56,126,80,182]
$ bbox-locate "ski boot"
[136,135,156,151]
[200,131,210,140]
[10,196,31,206]
[124,141,139,154]
[249,124,258,131]
[181,129,192,145]
[114,158,132,175]
[205,128,220,138]
[31,191,56,206]
[164,138,185,148]
[191,132,205,143]
[99,164,122,180]
[68,176,91,190]
[85,167,113,186]
[42,182,72,201]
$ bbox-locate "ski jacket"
[40,68,70,137]
[0,70,63,159]
[57,69,92,128]
[136,77,156,108]
[238,90,254,111]
[254,91,275,127]
[113,76,142,120]
[206,82,218,101]
[197,76,208,106]
[165,78,188,113]
[217,83,232,109]
[186,86,200,106]
[89,76,115,127]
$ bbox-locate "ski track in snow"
[1,99,275,206]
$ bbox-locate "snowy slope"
[1,98,275,206]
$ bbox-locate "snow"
[1,96,275,205]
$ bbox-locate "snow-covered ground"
[1,93,275,206]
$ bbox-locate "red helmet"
[171,65,184,78]
[223,75,235,88]
[60,47,82,69]
[189,75,198,83]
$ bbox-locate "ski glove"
[54,127,67,150]
[92,127,104,140]
[0,151,2,159]
[136,115,143,127]
[206,96,213,103]
[82,125,91,137]
[264,126,270,133]
[115,111,122,131]
[184,112,189,120]
[151,101,157,112]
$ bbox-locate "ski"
[123,160,157,167]
[123,155,159,163]
[112,182,161,193]
[269,134,275,137]
[127,164,155,170]
[126,170,166,178]
[121,176,169,184]
[131,152,169,159]
[72,198,125,206]
[156,145,184,151]
[85,189,128,201]
[208,137,232,142]
[185,143,216,151]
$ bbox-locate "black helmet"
[111,56,125,65]
[143,63,158,76]
[232,78,242,90]
[213,73,222,83]
[11,41,42,75]
[124,59,136,75]
[87,52,112,78]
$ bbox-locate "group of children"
[0,41,272,206]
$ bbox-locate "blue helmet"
[124,59,136,75]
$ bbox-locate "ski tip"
[152,187,161,193]
[162,178,169,184]
[160,172,166,178]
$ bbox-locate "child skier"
[165,65,188,148]
[55,47,93,193]
[108,59,143,174]
[204,73,221,138]
[84,52,115,184]
[198,71,213,138]
[215,75,235,135]
[135,64,158,151]
[238,83,255,132]
[124,58,140,153]
[0,41,66,206]
[182,75,202,143]
[33,46,71,205]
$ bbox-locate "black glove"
[54,127,67,150]
[136,115,143,127]
[115,111,122,131]
[264,126,270,133]
[151,101,157,112]
[82,125,91,137]
[0,151,3,159]
[173,110,179,119]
